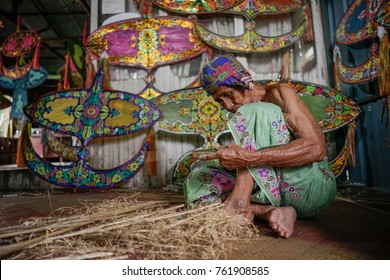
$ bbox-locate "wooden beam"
[76,0,91,17]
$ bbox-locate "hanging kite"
[333,43,380,85]
[0,16,46,120]
[23,69,162,189]
[84,16,207,100]
[334,0,390,116]
[375,0,390,29]
[153,87,230,148]
[60,41,87,89]
[152,87,230,185]
[150,0,244,14]
[84,16,207,72]
[193,0,308,52]
[0,67,47,120]
[228,0,307,16]
[335,0,385,45]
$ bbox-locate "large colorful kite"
[194,0,307,52]
[23,69,161,188]
[0,18,47,120]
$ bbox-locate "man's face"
[212,85,247,113]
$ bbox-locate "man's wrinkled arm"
[243,138,325,168]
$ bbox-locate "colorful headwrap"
[200,54,253,95]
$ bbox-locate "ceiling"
[0,0,91,96]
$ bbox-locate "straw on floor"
[0,195,262,260]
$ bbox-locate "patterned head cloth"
[199,53,254,95]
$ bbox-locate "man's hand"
[198,144,250,170]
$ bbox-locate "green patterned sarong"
[184,101,337,218]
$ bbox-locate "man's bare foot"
[222,168,255,223]
[224,198,253,223]
[251,205,297,238]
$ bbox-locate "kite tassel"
[63,53,70,89]
[144,127,157,177]
[85,54,95,88]
[100,57,111,89]
[281,51,291,81]
[333,45,342,91]
[16,121,30,167]
[17,16,21,33]
[304,3,314,42]
[33,41,40,69]
[346,121,357,168]
[82,20,88,45]
[378,27,390,97]
[0,53,3,76]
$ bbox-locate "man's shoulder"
[244,101,283,114]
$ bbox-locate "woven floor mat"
[1,190,389,259]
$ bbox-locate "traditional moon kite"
[84,16,207,101]
[0,18,45,120]
[228,0,306,17]
[194,0,307,52]
[23,69,162,189]
[333,44,379,85]
[84,16,207,72]
[150,0,245,14]
[335,0,385,44]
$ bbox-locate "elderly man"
[183,54,336,238]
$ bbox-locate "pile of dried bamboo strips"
[0,195,261,260]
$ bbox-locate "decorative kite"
[194,20,305,53]
[84,16,207,100]
[375,0,390,29]
[1,30,39,58]
[139,72,201,100]
[61,41,87,89]
[152,87,229,185]
[150,0,244,14]
[0,16,46,120]
[153,87,230,148]
[333,44,379,85]
[43,130,81,161]
[84,16,207,72]
[334,0,389,140]
[23,69,162,189]
[281,81,360,132]
[0,66,47,120]
[227,0,307,17]
[335,0,385,45]
[193,0,308,52]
